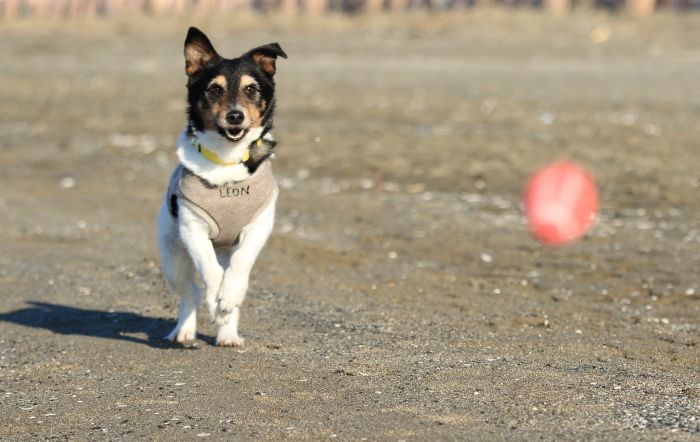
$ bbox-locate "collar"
[196,138,261,166]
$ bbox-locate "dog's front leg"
[215,190,278,346]
[178,204,224,318]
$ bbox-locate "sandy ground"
[0,10,699,441]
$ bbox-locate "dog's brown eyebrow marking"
[208,75,227,89]
[240,75,258,88]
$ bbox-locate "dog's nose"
[226,110,245,126]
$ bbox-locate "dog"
[157,27,287,346]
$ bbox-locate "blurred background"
[1,0,700,17]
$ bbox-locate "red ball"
[523,161,599,246]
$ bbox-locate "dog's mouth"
[224,127,248,142]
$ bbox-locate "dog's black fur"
[183,27,287,174]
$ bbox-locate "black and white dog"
[157,27,286,346]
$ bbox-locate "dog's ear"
[184,27,219,76]
[244,43,287,77]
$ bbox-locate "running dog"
[157,27,286,346]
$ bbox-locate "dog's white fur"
[157,128,277,346]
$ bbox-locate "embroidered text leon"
[220,186,250,198]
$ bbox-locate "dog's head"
[183,27,287,144]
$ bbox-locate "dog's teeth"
[226,129,246,141]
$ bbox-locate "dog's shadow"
[0,302,210,349]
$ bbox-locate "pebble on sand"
[60,177,76,189]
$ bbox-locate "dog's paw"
[217,295,243,315]
[216,283,247,314]
[214,308,238,326]
[215,332,245,347]
[165,328,196,342]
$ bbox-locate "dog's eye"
[244,85,258,95]
[208,85,223,96]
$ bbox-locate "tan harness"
[167,160,277,249]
